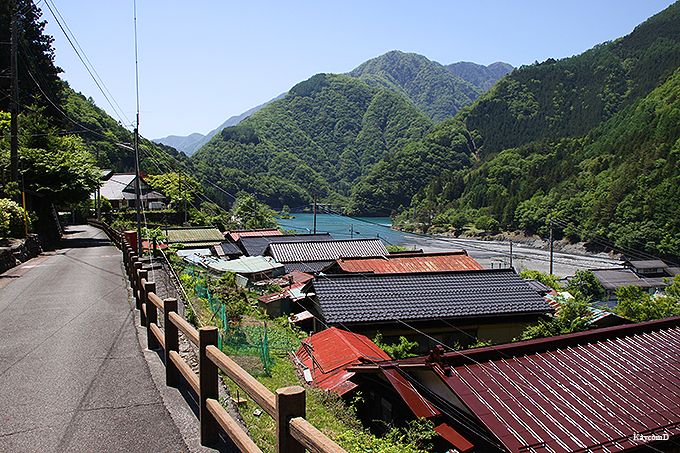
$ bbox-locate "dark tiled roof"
[625,259,668,269]
[283,261,335,274]
[591,267,669,291]
[266,238,387,263]
[218,241,243,257]
[524,279,552,294]
[238,233,334,257]
[309,269,553,324]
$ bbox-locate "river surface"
[278,213,622,277]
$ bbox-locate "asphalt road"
[404,235,622,277]
[0,225,190,452]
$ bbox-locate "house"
[264,238,388,274]
[257,271,314,317]
[590,259,678,302]
[213,241,243,260]
[349,316,680,452]
[164,227,225,249]
[237,233,335,258]
[293,327,391,396]
[300,269,553,352]
[207,255,285,286]
[321,250,483,274]
[225,228,282,242]
[97,173,167,210]
[544,291,629,328]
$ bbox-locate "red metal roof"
[439,319,680,452]
[295,327,391,395]
[226,228,282,242]
[330,251,483,274]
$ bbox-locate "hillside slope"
[447,61,514,91]
[395,2,680,258]
[153,94,284,156]
[191,73,433,208]
[348,50,482,121]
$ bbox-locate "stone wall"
[0,235,42,274]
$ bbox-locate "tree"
[519,269,560,290]
[566,270,605,301]
[144,172,202,208]
[230,193,277,230]
[373,332,418,359]
[0,0,63,115]
[519,296,593,340]
[18,134,100,205]
[614,283,680,322]
[0,198,28,238]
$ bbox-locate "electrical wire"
[42,0,132,128]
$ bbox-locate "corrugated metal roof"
[591,268,669,291]
[439,318,680,452]
[207,256,284,275]
[166,227,225,245]
[308,269,553,324]
[267,238,387,263]
[238,233,334,257]
[99,174,135,200]
[327,251,483,274]
[626,259,668,269]
[294,327,391,395]
[227,229,282,242]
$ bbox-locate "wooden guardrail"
[91,221,345,453]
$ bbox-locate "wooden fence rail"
[88,220,346,453]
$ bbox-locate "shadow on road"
[58,237,112,249]
[149,349,240,453]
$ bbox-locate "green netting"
[190,277,274,374]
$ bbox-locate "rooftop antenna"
[133,0,143,255]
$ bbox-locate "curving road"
[0,226,191,452]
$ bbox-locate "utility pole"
[134,127,143,255]
[509,239,513,270]
[312,195,317,235]
[549,219,554,275]
[350,224,354,239]
[96,149,101,219]
[10,3,19,191]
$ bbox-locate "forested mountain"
[153,94,284,156]
[395,2,680,259]
[190,51,511,211]
[447,61,514,91]
[191,73,433,208]
[348,50,482,121]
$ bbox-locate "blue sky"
[42,0,675,139]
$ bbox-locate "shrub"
[0,198,28,238]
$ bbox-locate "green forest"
[0,0,189,239]
[394,2,680,259]
[187,1,680,260]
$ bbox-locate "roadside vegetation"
[517,269,680,340]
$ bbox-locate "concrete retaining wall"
[0,235,42,274]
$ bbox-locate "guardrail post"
[129,255,138,289]
[276,386,306,453]
[145,281,159,349]
[164,298,179,387]
[138,269,148,327]
[199,326,219,446]
[135,265,145,310]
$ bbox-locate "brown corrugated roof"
[328,251,483,274]
[295,327,391,395]
[227,229,282,242]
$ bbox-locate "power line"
[42,0,131,128]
